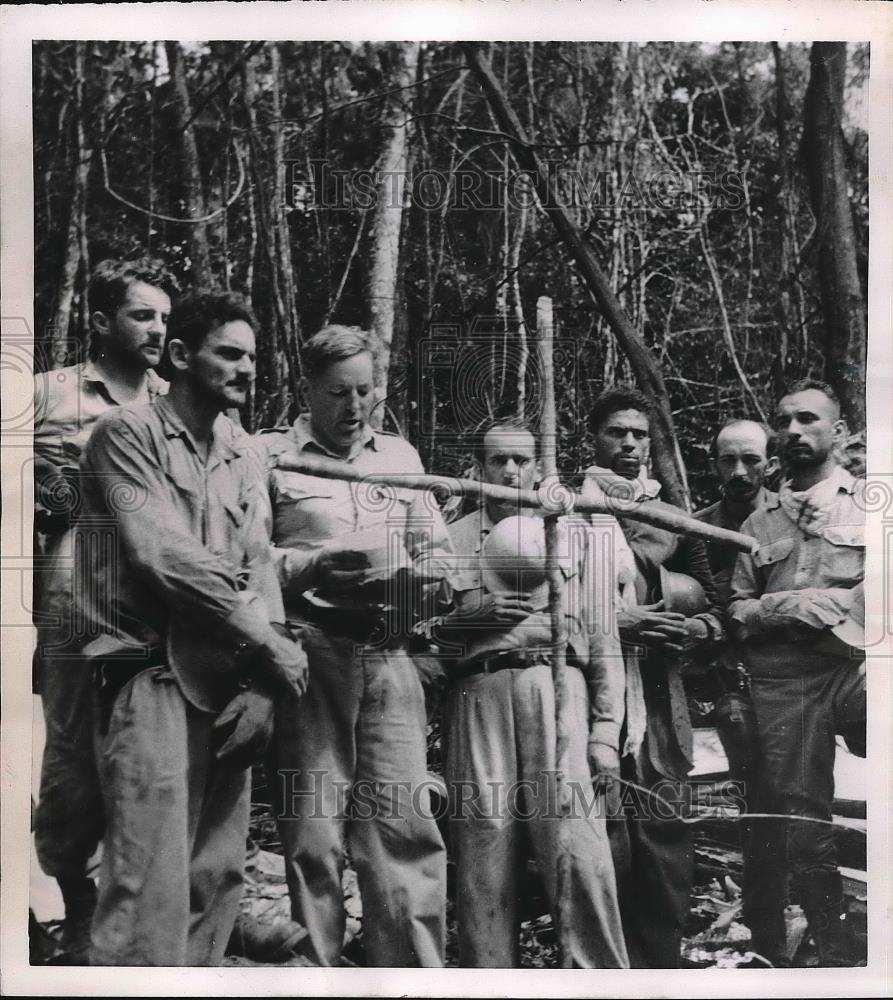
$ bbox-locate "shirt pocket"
[819,523,865,587]
[272,473,345,545]
[753,536,795,584]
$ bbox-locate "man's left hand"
[213,688,276,769]
[681,617,710,651]
[588,740,620,810]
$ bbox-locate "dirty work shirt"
[729,465,865,679]
[441,507,628,968]
[693,488,785,955]
[32,361,167,882]
[582,467,722,968]
[727,465,865,891]
[258,415,452,968]
[77,397,294,966]
[34,361,168,474]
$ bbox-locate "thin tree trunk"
[537,296,573,970]
[801,42,866,428]
[772,42,811,396]
[271,44,302,384]
[241,51,300,425]
[165,41,212,286]
[462,42,688,509]
[52,41,90,364]
[366,41,420,429]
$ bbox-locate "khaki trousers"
[90,667,250,966]
[443,664,629,968]
[270,629,446,967]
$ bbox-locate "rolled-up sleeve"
[82,414,273,648]
[578,524,625,748]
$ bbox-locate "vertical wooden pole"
[537,295,572,968]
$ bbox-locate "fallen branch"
[274,452,756,552]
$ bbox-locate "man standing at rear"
[693,419,784,963]
[439,418,628,968]
[77,291,308,965]
[728,380,865,966]
[32,257,176,959]
[582,386,723,968]
[259,325,452,968]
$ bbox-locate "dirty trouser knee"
[608,749,693,968]
[750,663,865,882]
[445,665,628,969]
[271,631,446,967]
[34,648,104,880]
[89,667,250,966]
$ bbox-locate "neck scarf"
[778,465,847,537]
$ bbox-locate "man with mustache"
[75,291,308,964]
[728,380,866,966]
[32,257,176,961]
[693,420,784,962]
[582,386,723,968]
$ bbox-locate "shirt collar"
[290,413,378,459]
[585,465,662,502]
[721,486,774,521]
[154,396,241,462]
[80,360,168,401]
[774,464,856,506]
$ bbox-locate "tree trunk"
[165,41,212,286]
[270,44,302,388]
[462,42,688,509]
[801,42,866,428]
[366,41,420,430]
[241,51,299,427]
[52,41,90,365]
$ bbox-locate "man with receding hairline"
[729,379,866,967]
[439,417,628,968]
[694,417,782,962]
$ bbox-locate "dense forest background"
[32,40,869,508]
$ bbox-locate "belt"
[453,645,567,681]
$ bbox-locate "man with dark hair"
[438,419,628,968]
[694,418,783,962]
[258,325,453,967]
[582,386,723,968]
[32,255,176,960]
[34,256,178,515]
[728,380,865,966]
[76,290,308,965]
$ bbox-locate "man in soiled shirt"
[693,419,784,963]
[728,379,865,966]
[257,325,453,968]
[438,418,628,968]
[76,291,308,965]
[582,386,724,968]
[32,257,176,959]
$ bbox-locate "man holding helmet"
[438,417,628,968]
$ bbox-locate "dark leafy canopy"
[33,40,867,507]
